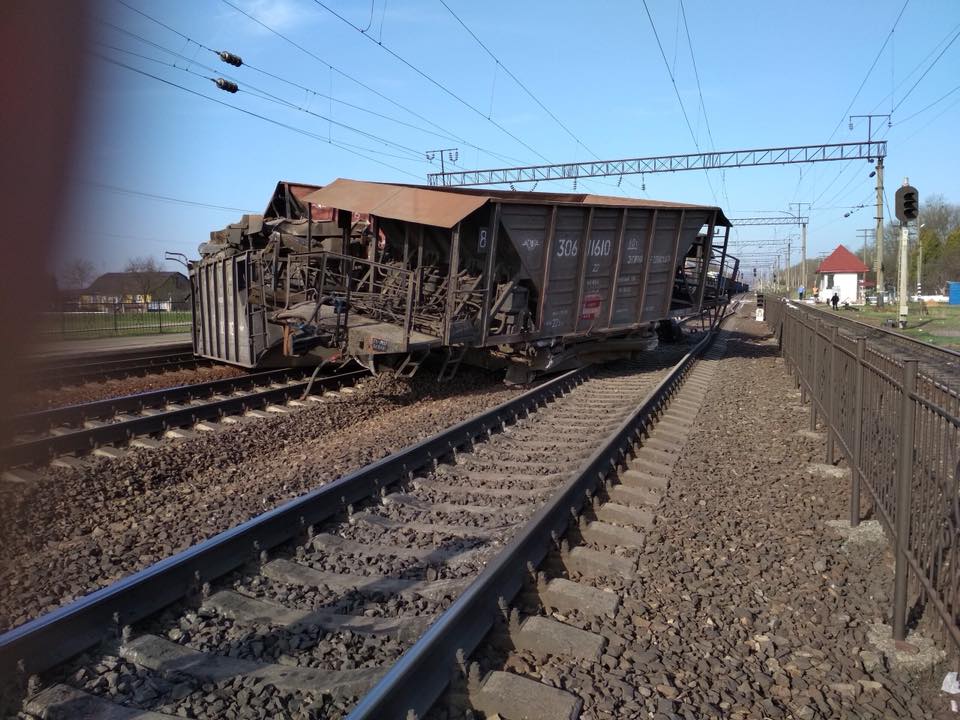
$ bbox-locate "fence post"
[810,319,819,431]
[850,337,866,527]
[159,308,163,334]
[892,359,918,641]
[113,305,119,335]
[825,326,838,463]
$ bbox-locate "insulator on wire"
[215,78,239,93]
[218,50,243,67]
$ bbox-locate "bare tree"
[61,257,97,290]
[124,256,162,303]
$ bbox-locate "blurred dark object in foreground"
[0,2,92,431]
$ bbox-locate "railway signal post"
[895,179,919,328]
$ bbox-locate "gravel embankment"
[12,364,247,413]
[464,308,949,719]
[0,369,520,630]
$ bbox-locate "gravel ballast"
[0,369,520,630]
[13,364,247,412]
[450,305,951,719]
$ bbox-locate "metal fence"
[38,301,193,339]
[767,298,959,653]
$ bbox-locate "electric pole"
[856,228,873,263]
[786,237,792,292]
[790,202,810,291]
[857,227,873,304]
[875,156,885,307]
[850,114,890,307]
[426,148,459,178]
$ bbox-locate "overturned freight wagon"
[191,179,735,382]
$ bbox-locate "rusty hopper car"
[191,179,736,382]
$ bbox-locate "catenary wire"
[679,0,730,209]
[85,181,259,212]
[97,27,430,162]
[311,0,551,164]
[94,54,424,180]
[891,25,960,113]
[219,0,526,167]
[114,0,488,147]
[641,0,719,206]
[434,0,646,196]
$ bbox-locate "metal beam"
[730,216,809,226]
[428,140,886,187]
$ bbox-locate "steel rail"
[790,301,960,360]
[9,368,312,436]
[347,329,718,720]
[0,366,588,680]
[784,300,960,395]
[0,369,367,469]
[22,344,199,387]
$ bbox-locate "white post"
[898,221,909,327]
[801,222,807,291]
[916,223,923,297]
[875,158,885,307]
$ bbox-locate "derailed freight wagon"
[191,179,736,382]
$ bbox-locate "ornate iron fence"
[767,298,959,653]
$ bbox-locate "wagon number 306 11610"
[556,237,612,258]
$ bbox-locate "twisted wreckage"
[190,179,738,382]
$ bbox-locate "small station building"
[815,245,870,305]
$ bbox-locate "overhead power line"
[219,0,525,167]
[678,0,730,209]
[96,36,427,162]
[433,0,645,197]
[95,55,423,179]
[641,0,719,205]
[892,24,960,112]
[437,0,591,157]
[825,0,911,143]
[85,181,258,212]
[113,0,481,147]
[311,0,550,163]
[869,19,960,114]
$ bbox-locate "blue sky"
[65,0,960,278]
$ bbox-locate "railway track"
[1,325,724,720]
[785,300,960,392]
[21,344,204,389]
[2,367,367,472]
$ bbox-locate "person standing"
[831,292,839,310]
[798,285,805,301]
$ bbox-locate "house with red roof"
[815,245,870,305]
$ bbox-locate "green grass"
[842,303,960,349]
[38,311,193,340]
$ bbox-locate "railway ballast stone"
[0,369,520,630]
[567,310,949,718]
[451,307,950,719]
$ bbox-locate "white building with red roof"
[815,245,870,305]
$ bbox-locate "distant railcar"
[190,179,738,382]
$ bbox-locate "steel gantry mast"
[427,140,887,186]
[729,216,809,226]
